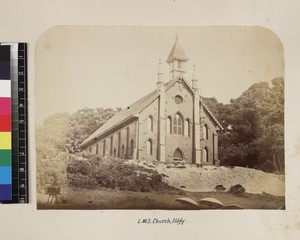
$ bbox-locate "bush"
[228,184,246,197]
[67,154,169,192]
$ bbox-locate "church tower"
[166,36,189,81]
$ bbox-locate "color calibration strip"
[0,45,12,200]
[0,43,28,203]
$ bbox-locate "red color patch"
[0,115,11,131]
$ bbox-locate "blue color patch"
[0,166,11,184]
[0,184,12,200]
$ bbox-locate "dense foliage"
[36,108,118,190]
[67,154,169,192]
[66,107,120,154]
[204,77,284,172]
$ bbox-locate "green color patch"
[0,149,11,166]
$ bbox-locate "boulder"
[198,197,224,209]
[224,204,244,209]
[214,184,226,191]
[176,197,200,208]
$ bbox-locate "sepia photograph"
[36,26,284,210]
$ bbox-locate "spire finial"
[192,64,199,90]
[192,64,198,79]
[157,58,164,83]
[175,27,178,41]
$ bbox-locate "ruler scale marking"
[0,43,28,204]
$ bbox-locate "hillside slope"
[136,162,285,196]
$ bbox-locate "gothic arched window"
[167,117,172,134]
[96,143,99,155]
[203,147,208,162]
[103,140,106,156]
[173,114,183,135]
[148,116,154,132]
[147,139,153,155]
[121,144,125,159]
[129,139,134,157]
[173,148,184,161]
[203,124,208,139]
[110,135,113,155]
[184,119,190,137]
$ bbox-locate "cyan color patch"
[0,166,11,184]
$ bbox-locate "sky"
[36,26,284,124]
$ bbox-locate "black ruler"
[0,43,28,204]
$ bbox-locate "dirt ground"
[37,187,285,210]
[137,162,285,196]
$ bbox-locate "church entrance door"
[173,148,184,161]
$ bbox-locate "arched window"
[203,124,208,139]
[118,132,121,157]
[148,116,154,132]
[96,143,99,155]
[147,139,153,155]
[184,119,190,136]
[167,117,172,134]
[203,147,208,162]
[113,149,117,157]
[121,144,125,159]
[110,135,113,155]
[173,114,183,135]
[103,140,106,156]
[129,139,134,157]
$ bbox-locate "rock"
[177,165,186,169]
[198,198,224,209]
[214,184,226,191]
[224,204,244,209]
[176,197,199,208]
[144,162,155,168]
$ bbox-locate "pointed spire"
[166,35,189,81]
[192,64,199,91]
[166,38,188,63]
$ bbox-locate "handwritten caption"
[137,218,185,225]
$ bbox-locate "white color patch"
[0,81,11,97]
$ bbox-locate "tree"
[36,107,120,190]
[66,107,118,154]
[36,112,70,190]
[204,78,284,172]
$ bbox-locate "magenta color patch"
[0,98,11,115]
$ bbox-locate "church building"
[80,37,223,165]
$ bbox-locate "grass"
[37,187,285,210]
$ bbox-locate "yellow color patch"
[0,132,11,149]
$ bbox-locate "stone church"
[80,38,223,165]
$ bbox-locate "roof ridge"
[80,89,158,147]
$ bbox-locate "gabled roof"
[80,78,223,148]
[80,89,159,147]
[166,39,189,63]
